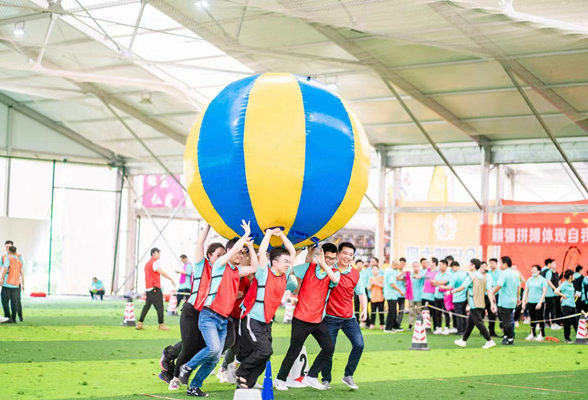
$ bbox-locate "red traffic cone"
[121,301,136,327]
[283,302,294,324]
[575,314,587,344]
[409,315,429,351]
[167,291,178,316]
[421,308,431,331]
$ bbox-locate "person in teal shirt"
[383,260,404,332]
[452,258,497,349]
[176,255,193,309]
[443,261,469,335]
[555,270,580,343]
[90,277,105,300]
[492,256,520,345]
[432,260,452,334]
[522,265,548,341]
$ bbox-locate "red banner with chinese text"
[482,200,588,278]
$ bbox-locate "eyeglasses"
[238,250,248,255]
[325,256,337,262]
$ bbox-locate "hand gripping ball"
[184,73,369,248]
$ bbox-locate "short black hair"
[451,261,461,268]
[576,265,583,273]
[269,248,289,264]
[322,243,337,254]
[469,258,480,269]
[5,240,13,245]
[150,248,160,256]
[439,259,448,267]
[180,254,187,259]
[531,264,541,272]
[226,238,239,251]
[544,258,553,265]
[420,258,427,263]
[371,257,379,263]
[489,258,497,263]
[338,242,356,254]
[399,257,406,262]
[431,257,438,266]
[445,255,454,262]
[501,256,512,267]
[355,259,364,264]
[564,269,574,280]
[481,261,487,266]
[206,243,225,257]
[8,246,17,254]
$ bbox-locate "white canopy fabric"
[0,0,587,172]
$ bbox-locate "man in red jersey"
[137,248,176,331]
[320,242,367,390]
[274,243,340,391]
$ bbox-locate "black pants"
[385,300,399,330]
[90,289,105,300]
[397,297,405,327]
[544,296,556,325]
[138,287,164,324]
[236,316,273,388]
[222,317,240,369]
[562,305,579,341]
[453,301,467,334]
[434,298,450,328]
[354,292,371,325]
[17,285,22,321]
[176,291,190,310]
[484,295,497,335]
[277,317,334,381]
[371,301,385,326]
[527,303,545,336]
[463,308,491,341]
[555,296,562,321]
[174,303,205,377]
[1,286,19,321]
[498,307,514,339]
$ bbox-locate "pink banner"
[405,271,413,301]
[142,175,185,208]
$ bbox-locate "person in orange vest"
[0,245,24,323]
[136,248,176,331]
[2,240,23,322]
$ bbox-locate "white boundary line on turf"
[436,379,587,395]
[140,394,184,400]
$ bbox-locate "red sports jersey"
[326,267,360,319]
[294,263,334,323]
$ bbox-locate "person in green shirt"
[521,265,548,341]
[492,256,520,345]
[554,270,580,343]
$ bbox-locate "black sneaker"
[158,370,173,383]
[187,387,208,397]
[504,339,514,345]
[178,364,193,385]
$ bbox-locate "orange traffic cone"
[409,315,429,351]
[575,314,587,345]
[421,307,431,331]
[121,301,136,327]
[167,291,178,316]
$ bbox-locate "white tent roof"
[1,0,587,172]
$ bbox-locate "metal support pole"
[4,107,12,217]
[47,160,56,295]
[127,0,148,55]
[110,167,125,294]
[36,14,56,65]
[376,145,387,264]
[480,145,490,261]
[124,175,138,295]
[389,168,401,262]
[135,215,141,293]
[493,165,504,258]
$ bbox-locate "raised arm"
[219,220,251,267]
[305,245,316,263]
[257,229,274,269]
[194,224,211,264]
[239,239,258,277]
[315,249,340,284]
[278,230,296,261]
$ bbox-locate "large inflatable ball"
[184,72,369,248]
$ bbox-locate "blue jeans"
[186,308,228,388]
[321,316,364,382]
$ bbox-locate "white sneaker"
[0,316,9,323]
[482,340,496,349]
[302,376,326,390]
[442,327,450,335]
[523,317,530,325]
[383,329,396,333]
[553,324,562,330]
[514,321,519,328]
[395,328,404,332]
[168,377,180,391]
[254,383,263,389]
[449,327,458,334]
[525,334,535,341]
[454,339,467,347]
[216,368,226,382]
[226,363,237,384]
[274,379,288,391]
[535,334,544,342]
[341,376,358,390]
[433,328,443,335]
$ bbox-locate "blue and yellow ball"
[184,72,369,248]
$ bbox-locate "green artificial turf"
[0,297,587,400]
